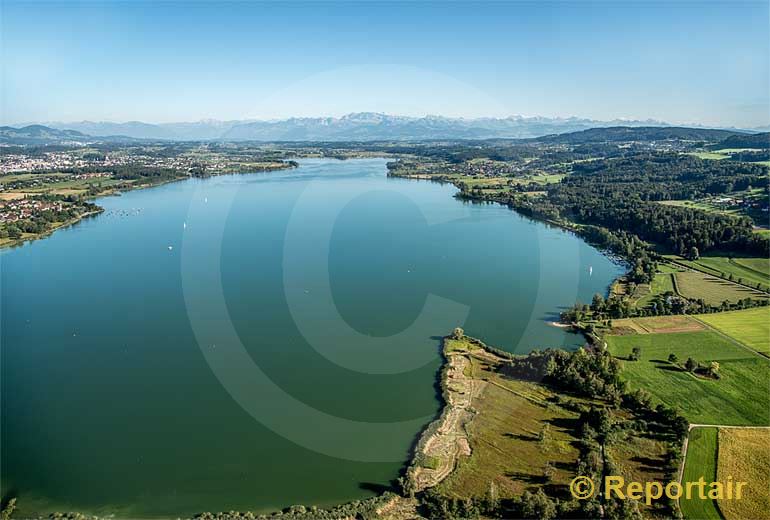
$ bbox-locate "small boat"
[168,245,173,251]
[589,266,593,276]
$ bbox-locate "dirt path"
[408,351,480,492]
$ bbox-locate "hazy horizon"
[2,1,768,129]
[6,112,765,132]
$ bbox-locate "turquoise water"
[1,158,623,517]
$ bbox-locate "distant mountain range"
[1,114,764,146]
[31,113,686,142]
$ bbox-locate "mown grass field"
[611,315,706,335]
[681,427,721,520]
[606,331,770,425]
[674,271,767,305]
[732,257,770,277]
[687,151,730,160]
[675,255,770,291]
[697,307,770,355]
[660,199,743,217]
[716,428,770,520]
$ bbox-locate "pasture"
[674,271,767,305]
[680,255,769,291]
[697,307,770,355]
[606,331,770,425]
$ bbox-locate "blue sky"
[1,1,768,127]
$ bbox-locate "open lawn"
[606,331,770,425]
[681,427,721,520]
[674,271,767,305]
[716,428,770,520]
[697,307,770,356]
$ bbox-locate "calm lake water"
[1,159,623,517]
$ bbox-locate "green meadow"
[697,307,770,355]
[606,331,770,425]
[680,427,721,520]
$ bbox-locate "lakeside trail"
[407,335,507,492]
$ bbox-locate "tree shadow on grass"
[650,359,682,372]
[504,432,538,441]
[506,471,548,485]
[546,416,581,432]
[630,456,665,474]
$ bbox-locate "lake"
[1,158,623,517]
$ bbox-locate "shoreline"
[0,162,296,250]
[5,159,629,517]
[405,332,512,494]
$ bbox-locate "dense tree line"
[508,154,769,257]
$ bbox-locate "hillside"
[0,125,90,145]
[708,132,770,150]
[533,126,742,144]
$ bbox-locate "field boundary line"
[667,258,770,296]
[691,316,769,360]
[729,257,770,282]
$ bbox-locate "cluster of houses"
[455,160,520,177]
[0,152,96,174]
[711,195,769,213]
[0,149,224,176]
[0,198,65,223]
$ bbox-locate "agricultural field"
[673,270,767,305]
[659,199,743,217]
[611,315,706,335]
[732,257,770,277]
[716,428,770,520]
[674,254,770,291]
[680,427,720,520]
[606,330,770,425]
[696,307,770,356]
[687,151,730,160]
